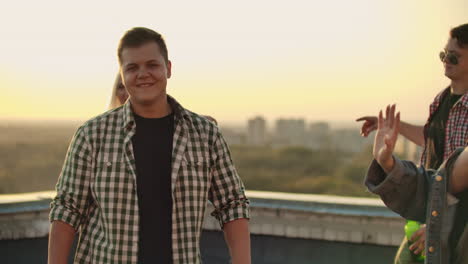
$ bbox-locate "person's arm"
[208,129,250,263]
[399,121,425,147]
[48,221,76,264]
[356,111,425,146]
[223,218,251,264]
[364,105,429,222]
[48,126,93,263]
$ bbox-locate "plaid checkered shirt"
[420,87,468,166]
[50,96,250,263]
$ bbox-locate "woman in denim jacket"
[365,105,468,264]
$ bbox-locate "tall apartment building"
[247,116,267,145]
[274,118,306,146]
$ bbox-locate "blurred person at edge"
[357,23,468,264]
[109,73,130,108]
[48,27,249,264]
[365,105,468,264]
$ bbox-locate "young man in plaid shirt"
[48,27,251,264]
[357,23,468,263]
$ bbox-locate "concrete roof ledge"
[0,190,404,245]
[245,190,398,218]
[247,190,384,206]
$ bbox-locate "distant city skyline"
[0,116,427,130]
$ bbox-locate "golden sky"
[0,0,467,125]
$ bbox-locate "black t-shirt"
[132,113,174,264]
[425,90,462,169]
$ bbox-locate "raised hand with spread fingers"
[373,104,400,173]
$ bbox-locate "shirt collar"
[121,95,190,130]
[122,100,135,130]
[460,92,468,108]
[431,86,468,111]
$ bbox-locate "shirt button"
[432,210,438,217]
[106,162,112,167]
[435,175,443,182]
[428,246,435,253]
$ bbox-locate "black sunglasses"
[439,51,459,65]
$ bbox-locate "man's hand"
[358,112,425,146]
[409,225,426,255]
[373,104,400,172]
[356,116,378,137]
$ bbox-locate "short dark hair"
[117,27,169,64]
[450,23,468,48]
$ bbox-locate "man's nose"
[137,67,150,78]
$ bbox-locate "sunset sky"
[1,0,467,126]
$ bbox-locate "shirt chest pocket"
[179,152,211,193]
[92,160,133,208]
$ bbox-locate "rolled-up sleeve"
[49,126,92,231]
[365,157,429,222]
[209,131,249,228]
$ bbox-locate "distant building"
[309,122,330,134]
[274,118,306,146]
[247,116,267,145]
[241,116,375,152]
[329,129,372,153]
[307,122,331,149]
[221,126,246,145]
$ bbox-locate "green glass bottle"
[404,220,426,262]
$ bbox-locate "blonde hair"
[108,73,124,109]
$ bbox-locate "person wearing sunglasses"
[357,23,468,264]
[108,73,130,109]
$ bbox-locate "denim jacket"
[365,148,467,264]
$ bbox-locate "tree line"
[0,124,376,197]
